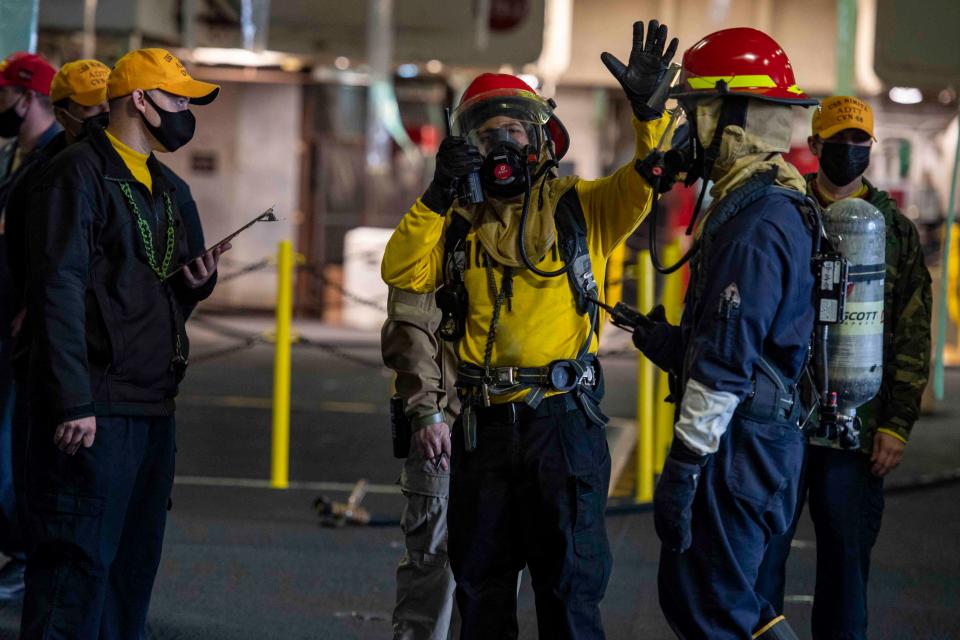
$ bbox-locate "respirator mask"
[471,120,541,199]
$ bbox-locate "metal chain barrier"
[215,256,388,312]
[187,253,389,368]
[295,335,385,369]
[298,262,388,313]
[190,334,268,364]
[188,313,385,370]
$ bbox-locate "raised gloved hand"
[654,440,708,553]
[631,304,669,352]
[601,20,679,121]
[422,136,483,214]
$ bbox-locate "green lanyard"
[119,181,176,279]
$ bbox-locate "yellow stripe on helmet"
[686,74,778,91]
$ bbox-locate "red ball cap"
[0,52,57,96]
[674,27,817,106]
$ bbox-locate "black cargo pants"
[448,392,612,640]
[20,414,175,640]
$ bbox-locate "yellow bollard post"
[635,250,655,503]
[949,225,960,350]
[654,240,683,473]
[271,240,294,489]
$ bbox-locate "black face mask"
[141,92,195,152]
[480,138,535,199]
[819,142,871,187]
[0,97,25,138]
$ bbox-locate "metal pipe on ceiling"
[241,0,270,52]
[182,0,197,53]
[83,0,97,58]
[0,0,39,54]
[365,0,394,176]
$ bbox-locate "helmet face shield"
[452,89,550,156]
[469,117,540,157]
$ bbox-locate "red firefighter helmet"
[451,73,570,159]
[672,27,818,106]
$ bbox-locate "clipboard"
[165,206,278,279]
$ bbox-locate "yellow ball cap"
[811,96,876,141]
[108,48,219,105]
[51,60,110,107]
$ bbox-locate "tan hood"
[453,148,579,269]
[692,98,806,236]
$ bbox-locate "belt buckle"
[581,365,596,387]
[495,367,517,385]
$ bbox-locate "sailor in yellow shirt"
[381,20,677,639]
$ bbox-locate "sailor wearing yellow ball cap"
[19,49,224,640]
[50,58,111,143]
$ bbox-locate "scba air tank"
[824,198,885,423]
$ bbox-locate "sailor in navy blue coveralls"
[643,184,815,639]
[632,24,823,640]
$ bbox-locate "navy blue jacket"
[647,189,815,398]
[27,124,215,422]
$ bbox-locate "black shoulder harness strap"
[436,213,473,342]
[554,187,599,317]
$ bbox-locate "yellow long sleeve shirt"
[382,116,667,385]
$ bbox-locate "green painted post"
[835,0,857,95]
[0,0,39,55]
[934,104,960,400]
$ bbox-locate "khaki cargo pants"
[392,446,456,640]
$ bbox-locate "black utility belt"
[734,361,800,426]
[456,359,598,396]
[457,358,606,451]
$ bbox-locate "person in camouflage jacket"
[834,176,932,459]
[756,96,932,640]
